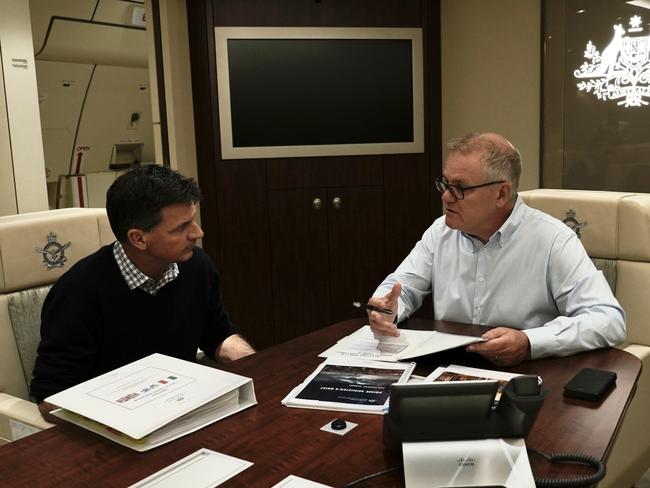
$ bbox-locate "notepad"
[128,448,252,487]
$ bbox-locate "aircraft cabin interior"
[1,0,650,487]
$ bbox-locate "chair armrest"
[0,392,54,441]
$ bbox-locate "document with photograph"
[319,325,483,362]
[424,364,523,403]
[282,357,415,414]
[46,353,256,451]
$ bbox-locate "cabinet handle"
[312,198,322,210]
[332,197,342,210]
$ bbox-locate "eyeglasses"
[434,177,505,200]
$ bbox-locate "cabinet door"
[268,188,331,342]
[328,186,386,323]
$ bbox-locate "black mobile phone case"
[564,367,617,401]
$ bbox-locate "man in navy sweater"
[31,165,255,419]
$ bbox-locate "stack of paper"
[282,357,415,414]
[46,353,257,451]
[319,325,483,361]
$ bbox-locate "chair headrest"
[0,208,115,293]
[519,189,649,260]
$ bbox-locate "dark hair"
[106,164,201,242]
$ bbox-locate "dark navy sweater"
[31,245,236,402]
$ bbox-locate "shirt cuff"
[523,323,564,359]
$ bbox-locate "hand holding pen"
[356,283,402,337]
[352,302,394,315]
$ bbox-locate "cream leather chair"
[0,208,115,445]
[520,189,650,488]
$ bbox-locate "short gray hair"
[447,132,522,196]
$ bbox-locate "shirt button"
[478,276,484,282]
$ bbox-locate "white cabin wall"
[0,0,48,215]
[144,0,163,165]
[0,64,18,216]
[441,0,541,191]
[153,0,198,181]
[36,61,93,181]
[29,0,154,209]
[74,65,154,172]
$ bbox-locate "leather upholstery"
[8,286,52,390]
[0,208,114,444]
[520,189,650,488]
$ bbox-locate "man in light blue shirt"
[368,132,625,366]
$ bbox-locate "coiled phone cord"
[529,448,606,487]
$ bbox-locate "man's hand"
[466,327,531,366]
[216,334,255,362]
[367,283,401,337]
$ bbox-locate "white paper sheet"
[272,475,333,488]
[319,325,483,362]
[128,448,252,488]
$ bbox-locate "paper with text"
[46,353,256,450]
[319,325,483,361]
[282,357,415,414]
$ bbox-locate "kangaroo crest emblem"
[574,16,650,107]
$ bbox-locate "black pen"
[352,301,394,315]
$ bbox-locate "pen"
[352,301,394,315]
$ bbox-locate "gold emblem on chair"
[35,233,71,269]
[563,209,588,238]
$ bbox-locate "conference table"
[0,318,641,487]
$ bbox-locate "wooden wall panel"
[187,0,441,346]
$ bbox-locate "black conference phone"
[381,375,605,487]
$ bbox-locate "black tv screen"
[215,27,424,159]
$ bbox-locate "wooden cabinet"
[269,186,385,343]
[186,0,441,349]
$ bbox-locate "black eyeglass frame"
[434,177,506,200]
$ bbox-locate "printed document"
[128,448,252,487]
[282,357,415,414]
[319,325,483,361]
[425,364,523,403]
[46,353,256,451]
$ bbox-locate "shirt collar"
[112,241,179,295]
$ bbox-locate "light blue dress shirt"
[374,197,626,359]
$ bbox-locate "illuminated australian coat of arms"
[574,15,650,107]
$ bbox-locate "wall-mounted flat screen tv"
[214,27,424,159]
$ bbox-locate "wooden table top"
[0,318,641,487]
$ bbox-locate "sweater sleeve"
[30,278,101,402]
[197,253,238,359]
